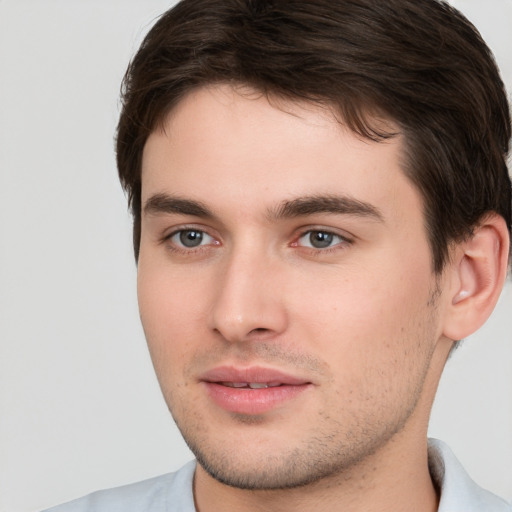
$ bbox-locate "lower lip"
[203,382,311,415]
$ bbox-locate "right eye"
[168,229,215,249]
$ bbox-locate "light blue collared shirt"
[43,439,511,511]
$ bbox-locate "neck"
[193,431,438,512]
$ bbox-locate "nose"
[209,245,288,343]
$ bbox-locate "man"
[45,0,511,510]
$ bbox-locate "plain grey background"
[0,1,511,511]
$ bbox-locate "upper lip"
[200,366,311,386]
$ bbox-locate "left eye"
[170,229,214,248]
[297,230,346,249]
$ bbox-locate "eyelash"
[161,227,353,255]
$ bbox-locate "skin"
[137,84,460,512]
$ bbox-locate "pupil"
[180,230,203,247]
[310,231,333,248]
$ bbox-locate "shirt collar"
[428,438,510,511]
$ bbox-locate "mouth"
[200,366,312,415]
[220,382,284,389]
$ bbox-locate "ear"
[442,213,510,341]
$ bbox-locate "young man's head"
[115,0,511,506]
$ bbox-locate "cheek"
[290,259,436,375]
[137,260,208,371]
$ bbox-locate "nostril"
[248,327,270,336]
[242,327,275,343]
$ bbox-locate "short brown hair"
[116,0,511,272]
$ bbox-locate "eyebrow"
[144,194,214,218]
[269,195,384,222]
[143,193,384,223]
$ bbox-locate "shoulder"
[429,439,511,512]
[42,460,197,512]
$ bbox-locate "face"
[138,85,447,490]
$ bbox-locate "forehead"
[141,84,418,225]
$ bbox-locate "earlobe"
[443,214,510,341]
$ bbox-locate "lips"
[221,382,282,389]
[200,366,312,415]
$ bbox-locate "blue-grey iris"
[180,230,203,247]
[309,231,333,248]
